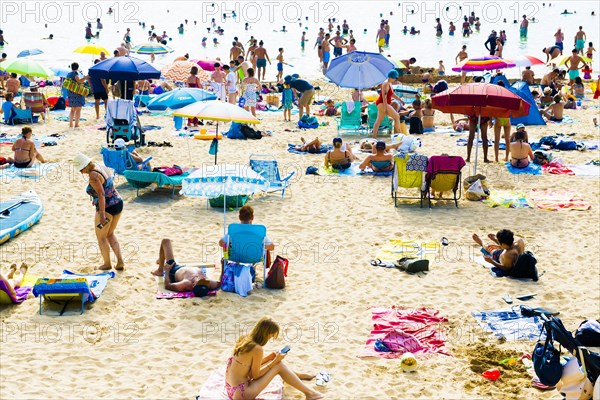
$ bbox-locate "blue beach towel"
[287,143,332,154]
[505,162,542,175]
[471,309,544,341]
[456,138,492,147]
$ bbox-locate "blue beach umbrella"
[146,87,217,111]
[49,66,70,78]
[182,164,270,233]
[17,49,43,58]
[325,51,396,89]
[88,56,161,81]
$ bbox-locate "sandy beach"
[1,74,599,399]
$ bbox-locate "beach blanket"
[198,366,283,400]
[60,270,115,302]
[505,162,542,175]
[141,125,162,131]
[155,275,217,299]
[547,115,576,124]
[529,189,591,211]
[423,127,456,135]
[482,191,531,208]
[376,239,440,262]
[456,138,492,146]
[542,162,574,175]
[568,164,600,177]
[0,275,37,304]
[471,309,544,341]
[360,307,450,358]
[54,115,87,122]
[287,143,332,154]
[322,163,392,177]
[0,163,60,182]
[581,140,599,150]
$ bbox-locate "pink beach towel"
[529,189,591,211]
[542,162,575,175]
[155,276,216,299]
[198,366,283,400]
[361,307,450,359]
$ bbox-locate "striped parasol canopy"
[161,60,209,82]
[452,56,516,72]
[131,42,173,55]
[508,55,545,67]
[550,54,592,66]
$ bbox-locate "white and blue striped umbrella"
[17,49,44,58]
[325,51,396,89]
[146,88,217,111]
[182,164,269,233]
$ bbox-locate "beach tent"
[509,81,546,126]
[491,74,510,87]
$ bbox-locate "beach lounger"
[367,103,392,135]
[105,99,145,147]
[249,154,295,198]
[424,155,466,208]
[391,154,426,207]
[335,101,365,135]
[32,278,92,315]
[225,223,268,288]
[124,169,192,197]
[23,92,48,123]
[100,146,152,175]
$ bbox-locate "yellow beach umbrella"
[550,54,592,66]
[74,44,109,56]
[395,60,407,69]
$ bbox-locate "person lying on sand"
[295,137,321,153]
[0,263,30,299]
[473,229,525,272]
[151,239,221,297]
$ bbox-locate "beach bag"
[398,135,419,152]
[433,80,448,94]
[382,329,422,354]
[62,78,89,96]
[533,326,563,387]
[221,261,254,295]
[266,256,288,289]
[575,320,600,347]
[240,124,262,140]
[510,251,538,281]
[466,179,489,201]
[298,114,319,129]
[153,165,183,176]
[266,94,279,107]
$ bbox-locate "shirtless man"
[345,39,357,53]
[234,36,245,54]
[520,14,529,38]
[235,56,250,84]
[210,63,226,101]
[542,94,564,122]
[321,33,332,71]
[540,68,559,94]
[151,239,221,297]
[253,41,271,81]
[554,28,565,52]
[565,48,585,83]
[462,16,471,37]
[376,23,386,53]
[116,43,128,56]
[329,31,347,58]
[521,66,535,85]
[574,26,586,55]
[230,41,243,61]
[473,230,525,272]
[314,29,325,63]
[456,45,468,84]
[247,39,258,69]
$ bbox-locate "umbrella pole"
[474,114,481,175]
[214,123,219,164]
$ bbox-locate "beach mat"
[360,307,450,358]
[287,143,332,154]
[0,275,37,304]
[471,309,544,341]
[529,189,591,211]
[155,265,217,299]
[505,162,542,175]
[548,115,576,124]
[482,191,531,208]
[423,127,456,134]
[322,163,393,177]
[568,164,600,177]
[198,366,283,400]
[0,163,60,182]
[456,138,492,147]
[60,270,115,302]
[376,239,440,262]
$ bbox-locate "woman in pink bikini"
[225,317,323,400]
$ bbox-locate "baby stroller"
[539,314,600,399]
[105,99,145,147]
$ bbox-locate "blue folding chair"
[249,154,295,198]
[100,146,152,175]
[225,223,268,287]
[8,107,34,125]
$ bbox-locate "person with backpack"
[472,229,525,272]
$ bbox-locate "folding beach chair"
[100,146,152,175]
[105,99,145,147]
[249,154,295,198]
[23,92,49,123]
[32,277,92,315]
[225,223,268,287]
[367,103,392,135]
[424,155,466,208]
[335,101,365,135]
[391,154,426,207]
[8,107,34,125]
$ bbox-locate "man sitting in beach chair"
[472,229,525,272]
[151,239,221,297]
[23,83,49,122]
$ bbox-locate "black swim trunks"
[167,260,183,282]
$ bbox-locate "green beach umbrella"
[0,58,53,78]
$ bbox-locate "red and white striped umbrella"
[507,55,545,68]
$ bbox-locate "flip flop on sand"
[315,371,331,386]
[503,295,513,304]
[441,237,449,246]
[370,259,396,268]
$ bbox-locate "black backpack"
[240,124,262,140]
[510,251,538,281]
[51,97,66,111]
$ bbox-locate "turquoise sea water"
[0,1,599,79]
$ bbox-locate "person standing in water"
[520,15,529,37]
[574,26,587,55]
[456,45,468,84]
[376,22,386,53]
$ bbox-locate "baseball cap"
[516,123,525,130]
[114,138,126,149]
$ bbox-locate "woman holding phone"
[224,317,323,399]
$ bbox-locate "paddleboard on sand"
[0,191,43,245]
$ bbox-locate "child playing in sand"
[282,82,294,122]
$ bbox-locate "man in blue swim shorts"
[565,48,584,83]
[574,26,587,55]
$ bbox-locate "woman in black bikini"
[509,130,534,168]
[324,137,358,170]
[11,126,45,168]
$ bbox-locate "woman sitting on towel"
[11,126,45,169]
[508,130,533,169]
[359,141,393,172]
[422,98,435,132]
[324,137,358,170]
[225,317,323,400]
[472,230,525,272]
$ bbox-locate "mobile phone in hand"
[480,248,492,257]
[280,345,291,354]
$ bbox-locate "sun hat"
[73,153,93,171]
[543,87,552,94]
[516,123,526,130]
[29,82,38,89]
[114,138,126,149]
